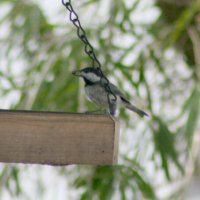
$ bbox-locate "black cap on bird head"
[72,67,101,76]
[72,67,102,83]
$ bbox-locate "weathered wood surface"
[0,110,119,165]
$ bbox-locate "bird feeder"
[0,109,119,165]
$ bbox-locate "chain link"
[62,0,117,114]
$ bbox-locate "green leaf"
[153,117,183,180]
[167,1,200,46]
[184,86,200,148]
[11,166,21,195]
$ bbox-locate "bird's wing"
[109,83,127,99]
[98,80,129,102]
[109,82,148,117]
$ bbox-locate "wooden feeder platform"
[0,109,119,166]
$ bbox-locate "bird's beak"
[72,70,82,76]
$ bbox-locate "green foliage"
[184,86,200,148]
[73,165,156,200]
[153,117,183,180]
[167,0,200,46]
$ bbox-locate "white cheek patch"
[83,72,101,82]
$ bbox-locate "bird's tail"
[121,97,148,117]
[126,104,148,117]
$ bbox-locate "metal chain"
[62,0,117,114]
[62,0,100,68]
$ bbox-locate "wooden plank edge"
[0,109,120,166]
[112,119,120,164]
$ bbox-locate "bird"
[72,67,148,117]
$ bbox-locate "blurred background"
[0,0,200,199]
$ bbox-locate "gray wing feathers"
[109,83,126,99]
[109,83,148,117]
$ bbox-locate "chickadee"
[72,67,148,117]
